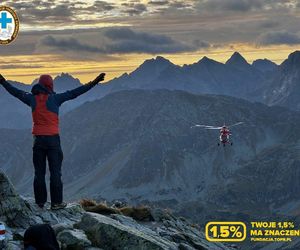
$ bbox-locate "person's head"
[38,75,53,92]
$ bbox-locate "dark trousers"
[33,135,63,205]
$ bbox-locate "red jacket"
[2,75,97,135]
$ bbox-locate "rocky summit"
[0,171,233,250]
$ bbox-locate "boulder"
[57,229,92,250]
[75,212,178,250]
[0,171,32,227]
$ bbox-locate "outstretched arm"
[54,73,105,105]
[0,74,32,106]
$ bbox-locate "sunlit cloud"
[0,0,300,84]
[256,31,300,46]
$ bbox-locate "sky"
[0,0,300,84]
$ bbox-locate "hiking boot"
[51,202,67,210]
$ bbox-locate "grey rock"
[52,223,74,235]
[76,212,178,250]
[57,229,91,250]
[5,241,22,250]
[151,208,174,222]
[110,214,157,236]
[178,243,196,250]
[0,171,32,227]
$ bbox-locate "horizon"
[1,0,300,84]
[5,50,295,85]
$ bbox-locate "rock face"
[0,171,31,227]
[57,229,92,250]
[261,50,300,111]
[76,213,177,250]
[252,59,278,73]
[0,171,233,250]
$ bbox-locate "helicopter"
[191,122,243,146]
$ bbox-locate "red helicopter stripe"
[0,229,5,234]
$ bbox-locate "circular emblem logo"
[0,6,19,45]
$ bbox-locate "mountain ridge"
[1,50,300,131]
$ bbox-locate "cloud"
[257,20,279,29]
[38,27,206,55]
[169,1,193,9]
[2,0,115,25]
[104,28,174,45]
[70,0,116,13]
[256,31,300,45]
[2,0,300,56]
[0,64,44,69]
[9,2,75,24]
[39,36,105,53]
[148,0,169,6]
[103,27,200,53]
[121,3,147,15]
[93,1,115,11]
[195,0,263,12]
[192,40,210,48]
[195,0,296,13]
[28,4,73,19]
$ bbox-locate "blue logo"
[0,12,12,29]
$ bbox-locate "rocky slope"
[0,171,234,250]
[261,50,300,111]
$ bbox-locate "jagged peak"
[53,73,81,87]
[198,56,219,64]
[132,56,174,75]
[226,52,249,66]
[142,56,173,66]
[252,58,277,65]
[284,50,300,65]
[31,73,78,85]
[54,72,77,81]
[252,58,278,72]
[155,55,170,62]
[31,78,39,85]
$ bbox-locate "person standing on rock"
[0,73,105,210]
